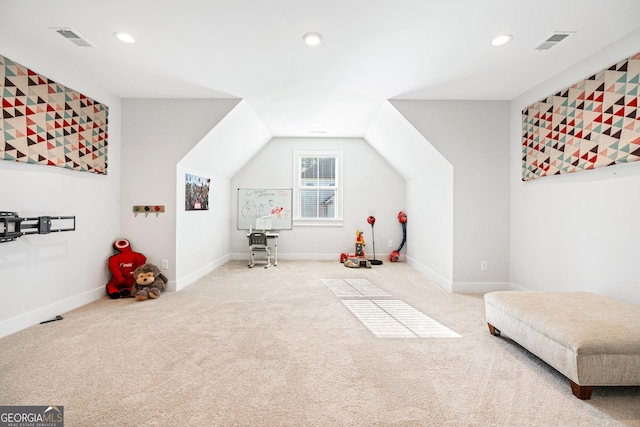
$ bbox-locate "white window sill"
[293,219,344,227]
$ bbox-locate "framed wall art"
[185,173,210,211]
[522,52,640,181]
[1,55,108,175]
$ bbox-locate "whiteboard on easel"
[237,188,293,230]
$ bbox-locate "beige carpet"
[1,260,639,426]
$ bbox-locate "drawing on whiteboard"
[271,206,285,219]
[237,189,292,230]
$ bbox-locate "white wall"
[120,99,239,290]
[365,102,454,289]
[176,101,271,289]
[390,100,511,292]
[230,137,405,261]
[405,167,454,290]
[175,167,231,289]
[0,40,122,337]
[510,28,640,306]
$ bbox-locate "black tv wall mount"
[1,211,76,243]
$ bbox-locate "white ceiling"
[2,0,640,137]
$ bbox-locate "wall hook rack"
[1,211,76,243]
[133,205,165,217]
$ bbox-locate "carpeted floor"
[1,260,639,426]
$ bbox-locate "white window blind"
[294,150,342,224]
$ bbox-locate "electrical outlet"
[388,240,393,247]
[161,259,169,270]
[480,261,488,271]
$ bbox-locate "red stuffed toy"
[106,239,147,299]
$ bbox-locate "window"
[294,150,343,225]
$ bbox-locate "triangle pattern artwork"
[522,52,640,181]
[0,54,108,175]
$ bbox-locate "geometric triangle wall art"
[1,54,108,175]
[522,51,640,181]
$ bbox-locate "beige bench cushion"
[484,291,640,386]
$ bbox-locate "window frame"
[293,149,343,227]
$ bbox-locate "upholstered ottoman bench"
[484,291,640,399]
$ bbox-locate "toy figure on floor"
[106,239,147,299]
[355,229,365,257]
[341,229,371,268]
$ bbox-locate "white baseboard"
[175,254,229,291]
[506,282,529,292]
[0,286,105,339]
[0,254,232,339]
[404,256,510,294]
[451,281,510,294]
[405,256,453,292]
[231,252,402,262]
[229,252,339,261]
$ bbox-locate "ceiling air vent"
[535,32,572,51]
[51,28,95,47]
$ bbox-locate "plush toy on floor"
[106,239,147,299]
[131,263,168,301]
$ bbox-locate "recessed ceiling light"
[303,32,323,46]
[491,34,512,47]
[114,32,136,44]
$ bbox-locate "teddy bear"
[106,239,147,299]
[131,263,168,301]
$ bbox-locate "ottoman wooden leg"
[569,379,593,400]
[487,323,501,336]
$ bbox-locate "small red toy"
[105,239,147,299]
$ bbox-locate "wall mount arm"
[1,211,76,243]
